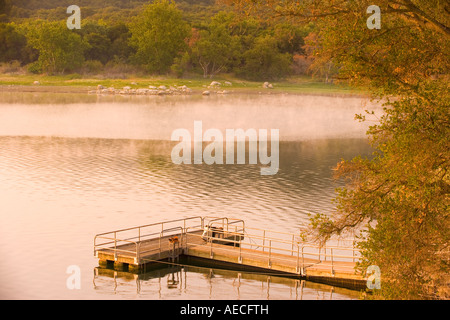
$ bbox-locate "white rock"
[202,91,210,96]
[158,85,167,90]
[136,88,148,94]
[224,81,232,86]
[123,86,131,90]
[210,81,221,87]
[33,81,40,85]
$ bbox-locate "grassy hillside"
[0,0,345,91]
[6,0,220,22]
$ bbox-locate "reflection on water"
[93,265,359,300]
[0,92,378,299]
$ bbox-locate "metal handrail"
[185,220,360,259]
[94,216,203,259]
[243,226,356,245]
[94,216,361,275]
[94,216,203,238]
[187,228,359,258]
[94,236,139,261]
[184,222,360,274]
[185,230,359,275]
[205,217,245,233]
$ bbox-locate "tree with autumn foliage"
[227,0,450,299]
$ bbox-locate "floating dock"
[94,216,366,290]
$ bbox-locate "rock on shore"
[263,82,274,89]
[89,83,235,96]
[90,84,194,96]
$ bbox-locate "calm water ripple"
[0,92,378,299]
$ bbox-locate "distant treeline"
[0,0,327,80]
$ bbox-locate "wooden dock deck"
[94,216,366,290]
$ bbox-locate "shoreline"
[0,74,369,98]
[0,84,368,98]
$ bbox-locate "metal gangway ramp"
[94,216,366,289]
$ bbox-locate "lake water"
[0,91,378,299]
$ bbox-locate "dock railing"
[94,216,204,262]
[184,224,360,275]
[94,216,361,275]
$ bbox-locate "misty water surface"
[0,92,379,299]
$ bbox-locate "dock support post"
[210,238,213,259]
[114,231,117,261]
[331,248,334,276]
[238,237,243,263]
[262,230,265,252]
[353,240,356,262]
[159,235,161,259]
[291,235,294,256]
[301,246,305,271]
